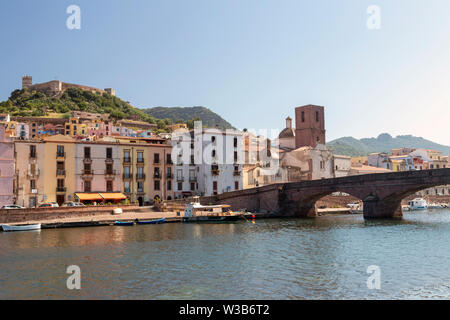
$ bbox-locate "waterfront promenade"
[0,206,352,229]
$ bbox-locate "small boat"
[407,198,428,210]
[136,218,165,225]
[183,215,241,223]
[428,203,443,209]
[1,223,41,232]
[183,196,243,223]
[115,221,134,226]
[402,205,411,212]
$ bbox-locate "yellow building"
[117,136,174,205]
[65,117,87,136]
[42,135,76,205]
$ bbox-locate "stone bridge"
[202,168,450,219]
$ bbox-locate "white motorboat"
[1,223,41,232]
[407,198,428,210]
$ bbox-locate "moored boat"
[115,221,134,226]
[1,223,41,232]
[428,203,444,209]
[183,196,242,223]
[407,198,428,210]
[136,218,165,225]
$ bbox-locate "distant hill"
[143,106,234,130]
[327,133,450,157]
[0,87,157,123]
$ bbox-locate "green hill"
[0,87,157,123]
[143,106,234,130]
[327,133,450,157]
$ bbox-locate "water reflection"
[1,209,450,299]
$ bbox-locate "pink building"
[0,126,15,206]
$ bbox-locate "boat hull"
[115,221,134,226]
[1,223,41,232]
[183,215,241,223]
[136,218,165,225]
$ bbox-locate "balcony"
[136,173,146,180]
[105,169,116,178]
[177,176,184,182]
[27,169,40,178]
[56,152,66,159]
[166,159,173,165]
[137,158,145,164]
[83,157,92,164]
[233,170,241,176]
[56,169,66,176]
[211,169,220,176]
[29,153,37,159]
[105,157,114,164]
[153,172,161,179]
[122,173,132,180]
[189,176,197,182]
[153,159,160,165]
[166,173,173,179]
[56,187,67,193]
[82,170,94,179]
[123,157,131,164]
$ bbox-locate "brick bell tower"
[295,105,326,148]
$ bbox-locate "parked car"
[39,202,59,208]
[62,201,85,207]
[1,204,26,209]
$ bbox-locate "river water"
[1,209,450,299]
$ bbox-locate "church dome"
[279,127,295,138]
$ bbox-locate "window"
[29,145,36,158]
[234,151,238,162]
[154,180,160,190]
[235,181,239,190]
[213,181,218,194]
[301,111,305,122]
[124,181,130,193]
[124,150,131,162]
[29,197,37,208]
[84,147,91,159]
[190,183,195,191]
[137,181,144,192]
[106,163,113,174]
[84,181,91,192]
[124,166,131,178]
[106,147,112,159]
[212,150,216,158]
[166,154,172,164]
[154,167,160,178]
[106,180,113,192]
[316,111,319,122]
[30,179,36,190]
[137,151,144,163]
[234,137,238,148]
[57,145,64,157]
[154,153,160,164]
[167,180,172,191]
[211,136,216,143]
[178,182,182,191]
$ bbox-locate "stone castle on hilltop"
[21,75,115,96]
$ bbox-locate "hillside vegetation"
[143,106,234,130]
[327,133,450,157]
[0,87,157,123]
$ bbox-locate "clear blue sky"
[1,0,450,144]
